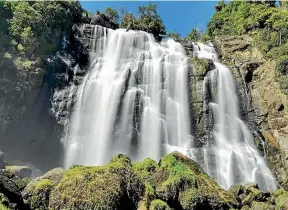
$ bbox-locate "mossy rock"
[0,203,10,210]
[275,191,288,210]
[228,184,243,199]
[4,166,32,179]
[149,199,171,210]
[250,201,275,210]
[0,169,30,190]
[22,168,64,210]
[49,154,144,210]
[154,152,239,210]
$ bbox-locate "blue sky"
[80,1,218,37]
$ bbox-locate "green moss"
[133,158,158,183]
[273,189,286,198]
[0,203,10,210]
[191,57,209,75]
[155,152,197,201]
[33,179,54,192]
[154,152,238,209]
[275,192,288,209]
[49,154,144,210]
[179,188,197,209]
[149,199,171,210]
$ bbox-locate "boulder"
[134,152,239,210]
[0,173,28,209]
[149,199,171,210]
[4,166,32,179]
[22,168,64,210]
[250,201,275,210]
[48,155,144,210]
[229,184,244,198]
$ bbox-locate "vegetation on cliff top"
[205,0,288,92]
[0,0,82,73]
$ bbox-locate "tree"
[137,3,166,39]
[280,0,288,9]
[187,29,201,42]
[1,0,82,71]
[120,11,139,30]
[119,3,166,40]
[104,7,119,23]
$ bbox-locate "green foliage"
[120,3,165,40]
[0,203,10,210]
[280,1,288,9]
[150,199,171,210]
[104,7,119,23]
[137,4,165,38]
[206,0,288,92]
[252,29,280,54]
[276,56,288,75]
[166,31,182,42]
[0,0,82,72]
[206,1,276,38]
[187,28,201,42]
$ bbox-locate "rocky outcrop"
[214,35,288,190]
[90,14,119,29]
[0,152,240,210]
[1,152,288,210]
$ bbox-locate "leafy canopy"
[120,3,165,40]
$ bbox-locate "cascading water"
[192,43,277,191]
[63,24,192,167]
[60,24,276,191]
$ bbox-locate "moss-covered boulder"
[22,168,64,210]
[134,152,238,210]
[0,172,28,209]
[49,154,144,210]
[157,152,238,209]
[149,199,171,210]
[272,189,288,210]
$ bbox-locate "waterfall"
[60,24,276,191]
[63,24,192,167]
[193,43,277,191]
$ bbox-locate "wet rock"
[0,150,4,169]
[250,201,275,210]
[277,104,285,112]
[4,166,32,179]
[0,173,28,209]
[90,14,118,29]
[229,184,244,198]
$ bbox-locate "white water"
[192,43,277,191]
[63,25,192,167]
[61,24,276,191]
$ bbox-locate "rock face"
[4,166,32,179]
[0,151,4,169]
[90,14,119,29]
[213,35,288,190]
